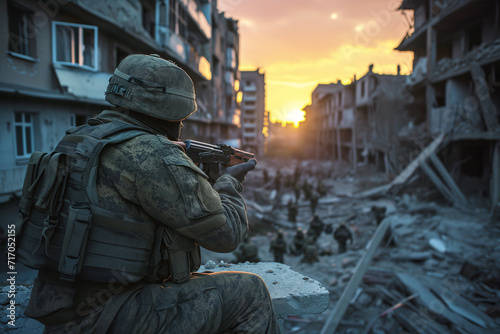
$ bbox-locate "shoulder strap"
[58,121,152,281]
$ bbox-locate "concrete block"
[197,262,330,319]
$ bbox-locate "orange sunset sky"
[217,0,415,126]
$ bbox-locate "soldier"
[317,179,327,197]
[303,180,312,201]
[274,169,282,192]
[301,236,319,263]
[263,168,269,184]
[234,236,261,263]
[307,214,325,241]
[310,191,319,214]
[294,181,301,201]
[289,227,306,255]
[287,199,298,223]
[270,231,287,264]
[334,222,353,254]
[19,54,279,333]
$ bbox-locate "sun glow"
[284,109,305,127]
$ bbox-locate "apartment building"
[396,0,500,207]
[304,66,408,172]
[0,0,241,203]
[240,69,265,155]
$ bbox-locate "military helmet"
[105,54,197,121]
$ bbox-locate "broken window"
[168,0,188,40]
[465,23,482,52]
[7,1,36,59]
[52,21,98,70]
[14,111,35,158]
[226,47,236,69]
[142,0,155,37]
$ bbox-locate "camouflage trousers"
[51,271,280,334]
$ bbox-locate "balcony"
[156,27,211,80]
[180,0,211,40]
[431,38,500,82]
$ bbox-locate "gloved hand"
[221,159,257,182]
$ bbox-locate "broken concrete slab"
[354,132,445,199]
[395,273,496,334]
[197,262,330,319]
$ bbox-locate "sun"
[285,109,305,127]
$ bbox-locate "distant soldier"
[293,163,301,183]
[317,179,327,197]
[294,182,301,201]
[310,191,319,214]
[274,169,282,192]
[290,227,306,255]
[263,169,269,184]
[303,180,312,200]
[234,236,261,263]
[334,222,353,254]
[270,231,287,264]
[287,199,298,223]
[307,214,324,240]
[301,236,319,263]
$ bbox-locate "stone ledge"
[1,263,329,333]
[198,261,330,319]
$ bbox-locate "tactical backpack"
[15,119,200,283]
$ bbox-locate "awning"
[54,65,111,102]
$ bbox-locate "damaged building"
[0,0,242,203]
[304,0,500,212]
[240,68,266,156]
[303,65,410,173]
[396,0,500,211]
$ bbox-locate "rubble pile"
[202,157,500,333]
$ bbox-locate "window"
[142,1,155,37]
[14,112,35,158]
[169,0,188,40]
[226,47,236,69]
[7,2,36,59]
[52,21,98,70]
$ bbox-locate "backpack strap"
[15,152,51,237]
[58,121,152,282]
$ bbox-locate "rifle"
[175,140,255,183]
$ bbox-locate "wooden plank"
[319,217,391,334]
[470,61,500,131]
[420,161,457,204]
[354,132,444,199]
[429,153,467,205]
[492,142,500,210]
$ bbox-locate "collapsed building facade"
[303,66,410,173]
[304,0,500,212]
[396,0,500,211]
[0,0,242,203]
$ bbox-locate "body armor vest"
[15,119,200,283]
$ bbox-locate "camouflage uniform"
[334,223,353,254]
[234,237,261,263]
[270,234,287,264]
[25,110,279,333]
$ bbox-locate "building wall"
[240,69,265,155]
[397,0,500,204]
[0,0,241,202]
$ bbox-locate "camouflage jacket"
[26,110,250,326]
